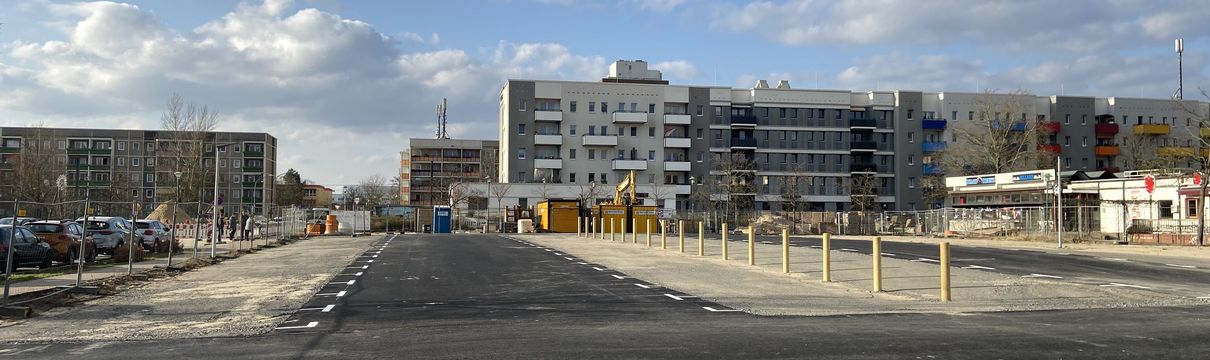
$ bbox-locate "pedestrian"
[244,215,253,240]
[214,212,225,244]
[229,214,239,241]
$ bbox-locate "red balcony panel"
[1040,121,1061,133]
[1038,144,1061,153]
[1095,123,1119,137]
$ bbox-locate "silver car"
[134,220,171,251]
[76,216,131,255]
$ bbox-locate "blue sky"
[1,0,1208,187]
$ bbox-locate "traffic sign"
[1144,175,1155,194]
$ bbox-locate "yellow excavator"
[594,170,657,234]
[613,170,637,205]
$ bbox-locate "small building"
[303,184,335,208]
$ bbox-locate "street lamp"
[354,196,362,237]
[168,171,182,268]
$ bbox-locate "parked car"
[76,216,131,255]
[0,225,55,272]
[134,220,172,252]
[26,220,97,264]
[0,217,41,226]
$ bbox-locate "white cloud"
[630,0,684,12]
[653,60,697,81]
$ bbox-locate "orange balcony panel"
[1094,146,1120,156]
[1038,144,1061,153]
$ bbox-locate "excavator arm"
[613,170,636,205]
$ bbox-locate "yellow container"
[536,200,581,233]
[594,204,658,233]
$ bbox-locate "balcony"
[0,147,18,154]
[67,148,111,155]
[1038,144,1061,153]
[612,159,648,170]
[534,110,563,122]
[849,118,877,128]
[730,137,756,148]
[244,166,264,173]
[85,165,110,171]
[664,161,691,172]
[664,114,691,125]
[1157,146,1195,157]
[581,135,618,146]
[534,158,563,169]
[991,122,1026,132]
[730,115,758,126]
[534,134,563,145]
[664,137,691,148]
[1039,121,1061,133]
[242,181,264,188]
[923,164,943,175]
[922,141,947,153]
[1095,123,1119,137]
[921,118,947,130]
[612,112,648,123]
[850,163,877,173]
[850,141,877,151]
[1133,124,1171,135]
[1094,145,1120,156]
[243,151,264,158]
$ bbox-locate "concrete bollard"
[781,228,789,273]
[822,232,832,282]
[940,242,951,302]
[698,221,705,256]
[646,219,652,247]
[721,223,729,260]
[678,221,685,253]
[872,236,883,292]
[660,220,667,250]
[748,225,755,266]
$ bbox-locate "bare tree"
[447,181,484,230]
[159,93,219,203]
[1172,89,1210,245]
[536,180,553,201]
[711,152,758,226]
[10,125,68,218]
[488,181,512,229]
[942,89,1040,175]
[849,173,877,212]
[356,174,390,208]
[576,181,602,209]
[778,164,805,212]
[1120,133,1162,171]
[921,175,948,209]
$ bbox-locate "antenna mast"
[435,98,450,139]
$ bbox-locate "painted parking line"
[275,321,318,330]
[1022,273,1063,279]
[911,258,940,263]
[576,262,589,265]
[1100,283,1152,289]
[664,293,699,301]
[1165,264,1197,269]
[839,248,860,252]
[592,267,606,271]
[554,252,564,256]
[610,274,626,280]
[702,306,741,312]
[1197,296,1210,299]
[563,257,575,260]
[316,290,348,297]
[635,283,653,289]
[298,304,335,312]
[1099,257,1128,262]
[881,253,897,257]
[962,265,996,270]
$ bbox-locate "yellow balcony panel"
[1157,146,1194,157]
[1133,124,1171,135]
[1201,127,1210,138]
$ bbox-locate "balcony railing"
[612,112,648,123]
[242,181,264,188]
[1133,124,1171,135]
[923,164,943,175]
[664,137,691,148]
[0,147,18,154]
[850,141,877,151]
[581,135,618,146]
[535,110,563,122]
[921,118,947,130]
[243,151,264,158]
[922,141,947,152]
[991,121,1026,132]
[1157,146,1194,157]
[730,137,756,148]
[243,166,264,173]
[1039,121,1061,133]
[1038,144,1061,153]
[1096,123,1119,137]
[1094,145,1120,156]
[730,115,758,126]
[534,158,563,169]
[850,163,877,173]
[534,134,563,145]
[664,114,691,125]
[849,118,877,128]
[612,159,648,170]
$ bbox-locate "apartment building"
[303,184,334,208]
[500,60,1210,213]
[400,138,499,207]
[0,127,276,216]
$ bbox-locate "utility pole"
[1176,38,1184,100]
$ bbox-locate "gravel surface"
[515,233,1206,316]
[0,235,376,343]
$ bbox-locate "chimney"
[755,80,769,89]
[776,80,791,89]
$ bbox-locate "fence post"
[821,232,831,282]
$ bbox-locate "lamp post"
[168,171,181,268]
[210,142,238,258]
[354,196,362,237]
[689,176,697,224]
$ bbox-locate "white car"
[76,216,131,255]
[134,220,172,252]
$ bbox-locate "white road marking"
[554,253,564,256]
[275,321,318,330]
[356,272,363,276]
[544,249,552,252]
[362,265,369,269]
[1100,258,1128,262]
[593,267,606,271]
[911,258,940,263]
[611,274,625,279]
[564,257,575,260]
[1197,296,1210,299]
[1022,273,1063,279]
[372,255,378,258]
[702,306,741,312]
[367,260,374,263]
[346,280,356,285]
[635,283,652,289]
[808,245,821,249]
[1101,283,1152,289]
[665,294,684,301]
[962,265,997,270]
[322,304,335,312]
[839,248,860,252]
[577,262,589,265]
[1165,264,1197,269]
[315,290,347,297]
[881,253,897,257]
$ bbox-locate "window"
[569,149,577,159]
[145,174,154,183]
[696,129,703,139]
[570,101,577,112]
[116,158,124,166]
[570,125,577,135]
[147,142,155,151]
[907,132,915,143]
[968,111,974,121]
[648,150,655,160]
[234,145,241,153]
[1064,136,1070,146]
[1159,200,1174,219]
[133,142,141,151]
[630,102,637,112]
[588,173,596,182]
[117,142,125,151]
[145,189,154,198]
[618,127,624,136]
[649,104,655,113]
[697,153,704,162]
[696,105,704,116]
[518,171,526,181]
[232,175,240,184]
[713,130,723,140]
[951,111,957,121]
[714,106,722,116]
[233,159,241,168]
[631,127,637,136]
[519,100,528,111]
[1064,114,1071,124]
[588,149,595,159]
[779,108,786,118]
[649,127,655,137]
[589,102,596,112]
[518,147,526,160]
[601,174,608,184]
[570,173,576,183]
[907,109,914,119]
[1081,115,1087,125]
[617,149,625,159]
[909,177,918,188]
[132,158,141,167]
[518,124,526,135]
[602,102,608,113]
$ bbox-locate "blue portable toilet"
[432,206,452,233]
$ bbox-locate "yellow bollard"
[721,223,729,260]
[610,219,616,242]
[646,219,652,247]
[698,221,705,256]
[660,220,667,250]
[631,218,638,244]
[748,225,755,266]
[781,228,789,273]
[822,232,831,282]
[577,216,582,238]
[600,218,606,240]
[940,242,951,302]
[873,236,883,292]
[678,220,685,253]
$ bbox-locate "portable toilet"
[432,206,452,233]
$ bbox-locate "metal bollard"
[748,225,755,266]
[646,219,652,247]
[631,218,637,244]
[872,236,883,292]
[600,218,605,240]
[781,228,789,273]
[698,221,705,256]
[721,223,728,260]
[940,242,951,302]
[610,219,616,242]
[822,233,832,282]
[660,220,667,250]
[678,220,685,253]
[577,216,582,237]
